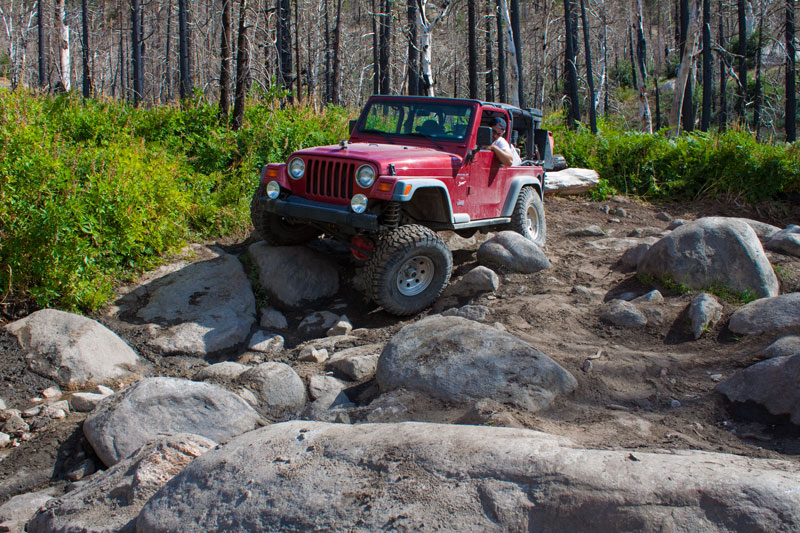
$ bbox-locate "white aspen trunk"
[670,0,700,134]
[499,0,519,106]
[417,7,435,96]
[56,0,71,91]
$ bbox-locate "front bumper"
[256,194,380,232]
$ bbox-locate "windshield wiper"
[359,128,396,144]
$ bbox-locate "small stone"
[22,407,41,418]
[567,225,605,237]
[601,205,610,214]
[667,219,687,230]
[612,196,629,204]
[581,360,593,372]
[41,386,62,400]
[93,385,115,395]
[0,432,10,447]
[632,290,664,304]
[248,332,285,353]
[308,375,347,400]
[0,398,6,410]
[656,212,672,222]
[298,347,329,363]
[670,399,681,408]
[19,432,33,441]
[607,217,621,223]
[326,316,353,337]
[65,458,97,482]
[49,409,67,420]
[2,415,29,436]
[710,374,722,382]
[260,307,288,330]
[70,392,109,413]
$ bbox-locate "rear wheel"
[250,185,321,246]
[366,225,452,316]
[509,186,547,247]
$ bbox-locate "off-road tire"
[366,225,452,316]
[510,186,547,247]
[250,185,321,246]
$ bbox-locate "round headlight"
[288,158,305,180]
[351,194,368,214]
[355,164,376,188]
[266,181,281,199]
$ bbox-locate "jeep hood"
[292,143,464,175]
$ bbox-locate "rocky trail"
[1,193,799,531]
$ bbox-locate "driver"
[486,117,521,166]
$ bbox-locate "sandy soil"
[1,194,799,504]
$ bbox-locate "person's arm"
[487,143,515,166]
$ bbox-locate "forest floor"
[1,193,800,504]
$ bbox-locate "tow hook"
[350,236,375,261]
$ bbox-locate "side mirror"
[348,119,357,134]
[476,126,492,148]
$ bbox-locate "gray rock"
[376,316,576,412]
[543,167,600,195]
[656,212,672,222]
[326,315,353,337]
[717,353,800,425]
[193,362,250,382]
[301,391,355,423]
[445,266,500,297]
[5,309,143,388]
[259,307,288,330]
[729,293,800,335]
[688,293,723,339]
[570,285,596,301]
[135,246,256,356]
[621,242,652,268]
[599,300,648,327]
[308,375,347,400]
[638,217,779,299]
[667,219,688,229]
[0,432,10,447]
[763,335,800,359]
[0,488,55,533]
[298,311,340,337]
[83,377,261,466]
[631,290,664,304]
[477,231,550,274]
[237,363,307,419]
[70,392,112,413]
[249,242,339,308]
[441,304,490,322]
[585,237,657,253]
[136,421,800,532]
[567,225,606,237]
[766,225,800,257]
[326,345,382,381]
[247,331,284,353]
[28,434,215,533]
[3,414,29,436]
[737,218,781,244]
[298,346,329,363]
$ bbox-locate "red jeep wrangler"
[251,95,555,315]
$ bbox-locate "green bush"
[0,91,350,312]
[553,119,800,201]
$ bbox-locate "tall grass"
[0,91,349,311]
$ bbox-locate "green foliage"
[637,273,756,304]
[0,90,351,312]
[553,119,800,201]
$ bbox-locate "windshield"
[358,101,474,142]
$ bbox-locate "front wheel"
[366,225,453,316]
[509,186,547,247]
[250,186,321,246]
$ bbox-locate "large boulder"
[84,377,262,466]
[716,354,800,425]
[637,217,779,299]
[249,242,339,308]
[477,231,550,274]
[136,421,800,532]
[728,293,800,335]
[544,167,600,195]
[135,246,256,356]
[376,315,576,412]
[27,434,216,533]
[235,362,307,419]
[765,225,800,257]
[4,309,143,388]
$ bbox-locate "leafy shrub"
[0,91,351,312]
[553,120,800,201]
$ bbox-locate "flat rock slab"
[28,434,216,533]
[544,167,600,195]
[638,217,779,299]
[135,245,256,356]
[477,231,550,274]
[84,377,262,466]
[136,421,800,532]
[249,242,339,308]
[717,353,800,425]
[728,293,800,335]
[376,315,576,412]
[5,309,144,388]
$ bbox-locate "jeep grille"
[304,158,355,202]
